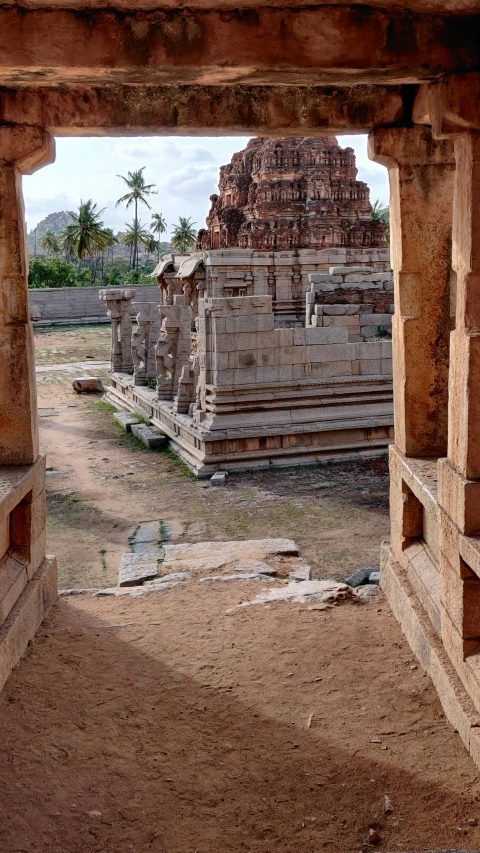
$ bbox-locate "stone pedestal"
[99,287,136,373]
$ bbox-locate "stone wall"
[28,284,160,325]
[306,266,394,342]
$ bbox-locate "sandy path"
[1,585,479,853]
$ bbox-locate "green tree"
[28,256,77,289]
[39,228,61,256]
[60,200,117,282]
[151,212,167,259]
[171,216,197,253]
[371,200,390,243]
[116,168,157,270]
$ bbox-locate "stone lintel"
[0,8,477,87]
[0,84,406,135]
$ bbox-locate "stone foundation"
[0,457,57,691]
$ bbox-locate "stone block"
[308,274,341,291]
[309,343,356,363]
[118,552,160,586]
[360,313,392,326]
[438,458,480,537]
[113,412,140,432]
[329,266,373,275]
[355,341,382,359]
[360,325,382,338]
[359,358,382,375]
[382,358,393,375]
[225,314,274,333]
[130,424,168,450]
[293,326,347,345]
[0,557,57,694]
[0,555,28,627]
[72,376,104,393]
[210,472,227,486]
[322,305,349,315]
[309,360,352,378]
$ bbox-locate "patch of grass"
[92,400,117,413]
[99,548,107,571]
[162,448,196,479]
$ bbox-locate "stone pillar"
[437,131,480,537]
[368,126,455,458]
[0,126,55,465]
[131,301,160,386]
[99,288,136,373]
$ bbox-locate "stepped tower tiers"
[197,137,387,252]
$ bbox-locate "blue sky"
[22,135,390,238]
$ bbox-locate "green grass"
[93,399,117,414]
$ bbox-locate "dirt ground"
[35,325,390,590]
[1,323,478,853]
[2,587,480,853]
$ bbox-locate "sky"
[22,135,390,238]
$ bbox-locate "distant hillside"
[27,211,74,250]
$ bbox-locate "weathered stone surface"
[198,137,386,252]
[160,539,299,574]
[118,553,161,587]
[211,472,227,486]
[130,423,168,450]
[72,376,104,393]
[113,411,139,432]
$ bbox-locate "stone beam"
[0,8,478,87]
[0,84,406,135]
[413,73,480,135]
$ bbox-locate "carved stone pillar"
[156,295,193,401]
[131,301,160,386]
[368,126,455,458]
[0,126,55,465]
[99,288,136,373]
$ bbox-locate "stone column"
[99,288,136,373]
[131,301,160,386]
[0,126,55,465]
[438,131,480,536]
[368,126,455,458]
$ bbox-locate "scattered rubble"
[345,567,380,587]
[227,579,355,612]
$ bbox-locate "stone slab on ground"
[346,567,378,587]
[130,423,168,450]
[161,538,299,574]
[113,411,139,432]
[211,472,227,486]
[118,553,162,587]
[228,579,355,612]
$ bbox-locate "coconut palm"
[171,216,197,253]
[115,168,157,270]
[39,228,61,256]
[122,220,152,268]
[151,212,167,259]
[370,200,389,223]
[60,200,117,282]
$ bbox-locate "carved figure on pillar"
[99,288,136,373]
[155,295,194,401]
[131,301,160,386]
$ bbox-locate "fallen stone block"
[345,567,375,587]
[228,579,354,611]
[72,376,104,393]
[234,560,276,575]
[211,472,227,486]
[144,572,191,585]
[200,573,278,583]
[130,423,168,450]
[113,411,139,432]
[118,552,160,587]
[289,565,311,581]
[369,570,381,584]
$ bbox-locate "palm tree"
[122,220,152,268]
[39,228,61,256]
[171,216,197,253]
[151,212,167,259]
[60,200,117,282]
[371,200,389,223]
[115,168,157,270]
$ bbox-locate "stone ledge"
[0,556,57,693]
[381,548,480,767]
